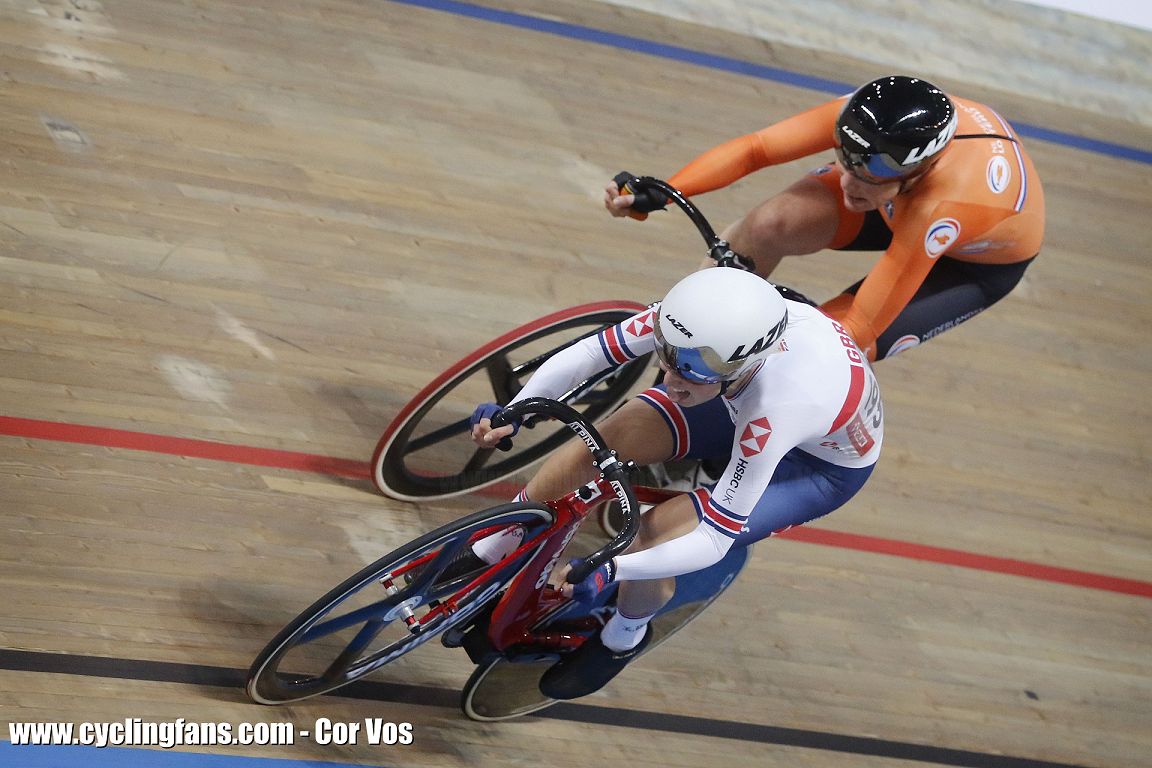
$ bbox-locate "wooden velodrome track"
[1,0,1150,766]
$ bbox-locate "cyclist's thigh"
[524,391,683,501]
[720,167,850,261]
[635,386,733,462]
[594,393,680,466]
[868,255,1036,360]
[832,208,893,251]
[737,449,874,544]
[626,491,702,553]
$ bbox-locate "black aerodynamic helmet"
[834,75,957,184]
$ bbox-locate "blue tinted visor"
[652,325,742,385]
[655,343,735,384]
[835,144,925,184]
[653,310,788,384]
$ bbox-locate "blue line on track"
[388,0,1152,165]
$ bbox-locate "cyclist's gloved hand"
[611,171,669,220]
[566,557,617,604]
[470,402,520,452]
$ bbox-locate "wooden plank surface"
[1,1,1149,766]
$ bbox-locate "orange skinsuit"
[667,96,1045,359]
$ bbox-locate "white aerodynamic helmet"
[653,268,789,384]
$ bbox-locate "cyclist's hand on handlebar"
[605,171,668,221]
[469,403,520,451]
[604,178,643,220]
[560,557,618,603]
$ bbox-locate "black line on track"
[1,648,1090,768]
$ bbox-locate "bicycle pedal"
[441,606,487,648]
[444,600,498,660]
[441,625,467,649]
[458,624,497,664]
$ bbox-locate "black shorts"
[838,211,1036,360]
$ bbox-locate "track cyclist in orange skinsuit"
[607,75,1045,361]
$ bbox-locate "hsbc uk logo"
[739,417,773,457]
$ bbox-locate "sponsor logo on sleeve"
[953,239,1012,255]
[625,310,655,339]
[987,156,1011,194]
[924,218,961,259]
[739,417,773,458]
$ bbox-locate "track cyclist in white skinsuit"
[470,267,884,699]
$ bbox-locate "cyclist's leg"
[612,492,702,619]
[740,449,874,537]
[813,208,894,334]
[615,448,874,622]
[536,488,698,699]
[718,166,864,278]
[833,255,1036,360]
[521,390,681,502]
[604,394,736,627]
[472,391,684,565]
[537,396,730,699]
[539,446,874,699]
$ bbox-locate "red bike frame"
[485,482,677,655]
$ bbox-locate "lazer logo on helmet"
[900,113,958,165]
[663,314,693,338]
[727,335,772,363]
[840,126,870,148]
[726,313,788,363]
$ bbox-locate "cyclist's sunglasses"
[653,314,787,385]
[834,144,925,185]
[652,323,742,384]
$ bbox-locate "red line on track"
[3,414,1149,599]
[777,527,1152,598]
[0,415,370,480]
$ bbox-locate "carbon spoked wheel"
[372,301,653,501]
[246,503,554,705]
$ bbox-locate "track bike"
[370,177,814,507]
[246,397,748,720]
[369,176,814,532]
[246,179,807,719]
